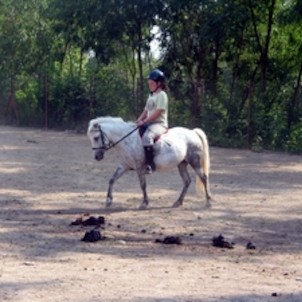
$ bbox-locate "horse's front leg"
[136,168,149,210]
[173,162,191,207]
[106,164,126,208]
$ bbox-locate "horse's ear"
[88,121,98,134]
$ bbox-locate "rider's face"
[148,79,159,92]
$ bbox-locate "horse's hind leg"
[106,164,126,207]
[191,163,212,208]
[173,162,191,208]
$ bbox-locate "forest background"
[0,0,302,152]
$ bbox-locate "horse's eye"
[94,137,99,142]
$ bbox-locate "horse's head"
[87,120,110,161]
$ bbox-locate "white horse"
[87,116,212,209]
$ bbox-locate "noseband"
[91,124,139,151]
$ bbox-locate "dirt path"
[1,125,302,302]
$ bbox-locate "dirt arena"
[0,125,302,302]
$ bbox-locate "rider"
[136,69,169,174]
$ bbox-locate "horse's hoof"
[105,199,112,208]
[205,196,213,208]
[172,201,182,208]
[139,202,148,210]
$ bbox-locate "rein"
[92,125,139,151]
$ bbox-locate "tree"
[0,0,51,123]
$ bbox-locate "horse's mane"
[97,116,124,123]
[88,116,135,132]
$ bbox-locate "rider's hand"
[137,120,145,126]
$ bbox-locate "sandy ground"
[0,125,302,302]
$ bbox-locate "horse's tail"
[193,128,210,195]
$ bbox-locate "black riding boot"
[144,146,156,174]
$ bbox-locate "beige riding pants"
[141,123,167,146]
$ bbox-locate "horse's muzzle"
[94,151,104,161]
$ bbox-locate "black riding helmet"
[148,69,166,82]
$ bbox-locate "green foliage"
[92,65,135,119]
[15,76,42,126]
[47,75,87,127]
[284,119,302,154]
[0,0,302,153]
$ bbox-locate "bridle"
[91,124,139,151]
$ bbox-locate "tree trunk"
[44,71,49,129]
[229,28,244,103]
[212,39,220,95]
[5,76,19,124]
[287,58,302,132]
[260,0,276,92]
[135,17,145,114]
[240,65,259,148]
[248,0,276,93]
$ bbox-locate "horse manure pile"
[212,234,234,249]
[70,216,105,226]
[70,217,257,249]
[212,234,257,250]
[81,229,104,242]
[70,215,106,243]
[155,236,182,245]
